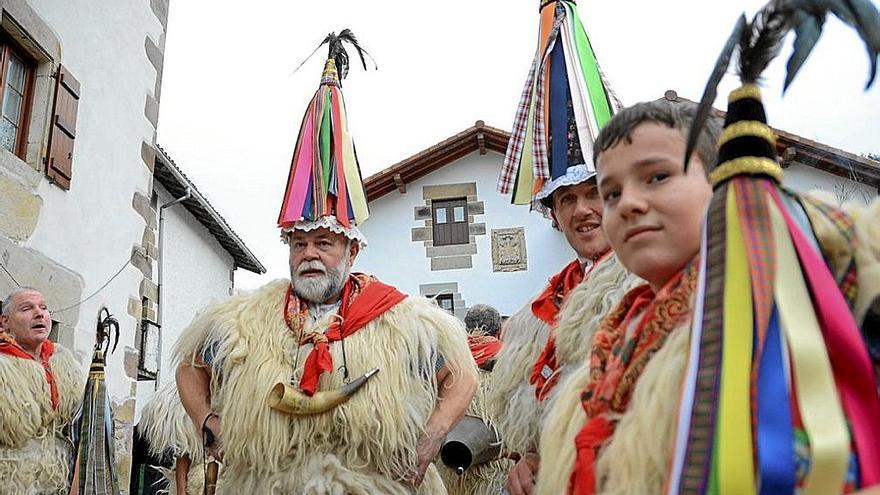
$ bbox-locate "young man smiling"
[489,161,638,495]
[566,93,880,493]
[0,288,84,494]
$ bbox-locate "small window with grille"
[137,298,160,380]
[432,293,455,314]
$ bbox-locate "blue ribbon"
[757,305,796,494]
[548,37,569,181]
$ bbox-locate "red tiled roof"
[364,121,509,201]
[364,93,880,202]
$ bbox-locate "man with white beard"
[173,34,476,494]
[174,220,477,494]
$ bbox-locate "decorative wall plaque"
[491,227,527,272]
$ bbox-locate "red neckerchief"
[0,338,59,409]
[468,334,503,368]
[284,273,406,396]
[531,259,586,326]
[530,250,611,400]
[568,260,698,495]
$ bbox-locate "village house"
[357,90,880,320]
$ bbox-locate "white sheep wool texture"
[542,255,640,417]
[538,195,880,494]
[534,255,639,494]
[485,296,551,455]
[138,379,206,495]
[437,368,513,495]
[0,343,84,495]
[487,255,637,458]
[172,278,475,494]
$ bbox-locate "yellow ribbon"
[513,86,538,205]
[710,157,783,187]
[717,188,757,495]
[769,199,850,494]
[729,84,761,103]
[718,120,777,148]
[337,88,369,224]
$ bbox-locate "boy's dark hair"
[592,96,722,172]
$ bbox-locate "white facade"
[0,0,169,488]
[134,183,235,418]
[358,151,574,317]
[358,129,879,319]
[783,162,877,205]
[22,0,164,397]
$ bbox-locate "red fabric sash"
[531,259,585,326]
[569,262,697,495]
[0,339,59,409]
[285,273,406,396]
[530,253,610,400]
[528,259,584,399]
[468,334,503,367]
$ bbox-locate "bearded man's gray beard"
[291,252,351,303]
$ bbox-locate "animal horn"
[268,367,379,415]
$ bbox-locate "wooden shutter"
[45,65,80,190]
[432,198,469,246]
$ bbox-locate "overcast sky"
[156,0,880,290]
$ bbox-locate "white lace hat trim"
[281,216,368,248]
[533,164,597,215]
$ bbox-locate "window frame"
[433,293,455,314]
[137,312,160,381]
[431,197,469,246]
[0,34,35,159]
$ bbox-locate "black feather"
[784,10,824,91]
[840,0,880,86]
[291,30,376,83]
[684,15,748,171]
[783,0,880,88]
[739,1,792,83]
[688,0,880,171]
[325,29,377,84]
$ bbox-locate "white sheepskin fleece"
[543,257,641,419]
[485,299,551,454]
[594,325,690,495]
[437,369,513,495]
[172,279,474,493]
[139,379,202,460]
[0,344,84,494]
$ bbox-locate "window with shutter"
[45,65,79,190]
[0,39,35,158]
[432,198,468,246]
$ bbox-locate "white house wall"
[0,1,169,487]
[134,183,234,420]
[782,162,877,205]
[357,151,574,317]
[23,0,164,397]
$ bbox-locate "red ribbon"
[530,254,611,400]
[468,334,503,367]
[288,276,405,396]
[0,339,59,409]
[569,415,615,495]
[530,335,559,400]
[531,259,585,326]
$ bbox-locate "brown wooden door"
[432,198,468,246]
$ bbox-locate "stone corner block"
[123,346,140,380]
[422,182,477,201]
[430,255,473,271]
